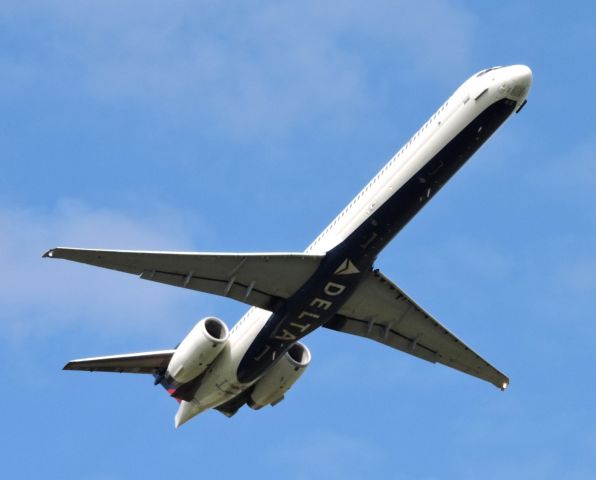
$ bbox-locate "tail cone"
[174,400,203,428]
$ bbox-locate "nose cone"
[510,64,533,90]
[499,64,532,104]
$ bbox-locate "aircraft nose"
[507,64,533,90]
[500,65,532,106]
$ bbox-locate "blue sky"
[2,1,595,478]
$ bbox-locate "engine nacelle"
[248,342,311,410]
[167,316,229,384]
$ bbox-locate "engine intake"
[286,343,310,367]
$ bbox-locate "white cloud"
[0,200,214,341]
[2,0,477,137]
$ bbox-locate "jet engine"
[167,316,229,384]
[248,342,311,410]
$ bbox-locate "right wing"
[326,269,509,389]
[44,248,324,312]
[63,350,175,374]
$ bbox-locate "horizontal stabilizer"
[44,248,323,312]
[64,350,175,374]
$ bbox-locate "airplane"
[44,64,532,428]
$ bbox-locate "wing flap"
[138,270,279,311]
[44,248,324,311]
[327,269,509,389]
[63,350,175,374]
[325,315,439,364]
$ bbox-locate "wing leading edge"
[327,269,509,390]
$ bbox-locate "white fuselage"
[175,65,532,425]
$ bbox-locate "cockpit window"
[476,66,503,77]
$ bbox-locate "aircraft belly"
[236,97,517,386]
[237,252,373,384]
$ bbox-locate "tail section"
[175,400,205,428]
[64,350,175,374]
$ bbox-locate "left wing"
[326,269,509,389]
[64,350,175,374]
[44,248,324,312]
